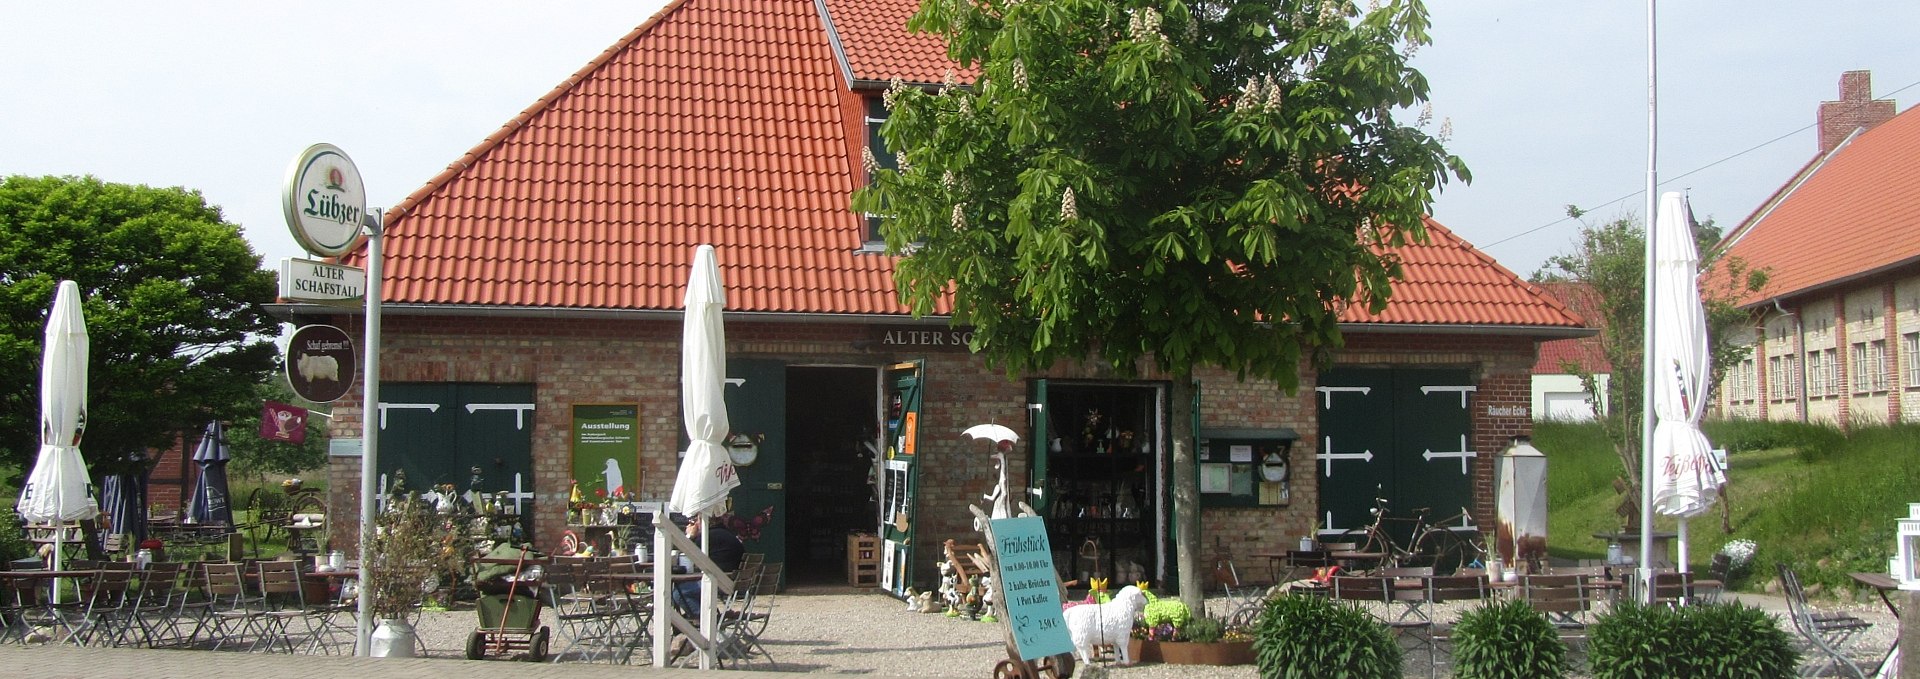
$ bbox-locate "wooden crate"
[847,533,880,588]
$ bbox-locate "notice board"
[571,404,640,496]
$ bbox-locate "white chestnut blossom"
[1061,186,1079,221]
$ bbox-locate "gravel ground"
[364,583,1899,677]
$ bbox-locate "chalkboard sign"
[990,516,1075,660]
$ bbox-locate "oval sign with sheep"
[287,324,356,403]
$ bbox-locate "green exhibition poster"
[572,404,640,498]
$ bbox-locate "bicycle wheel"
[1336,527,1394,570]
[1415,529,1480,575]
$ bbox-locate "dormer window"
[862,97,896,246]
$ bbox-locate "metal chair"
[253,560,314,653]
[1331,574,1434,668]
[714,561,780,670]
[1776,563,1870,678]
[1428,574,1490,679]
[202,562,264,651]
[71,563,136,647]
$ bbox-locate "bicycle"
[1338,494,1487,574]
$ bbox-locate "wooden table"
[1591,531,1678,567]
[1849,572,1902,678]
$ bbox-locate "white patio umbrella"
[660,244,739,668]
[1644,192,1725,574]
[18,280,100,574]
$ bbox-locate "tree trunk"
[1170,376,1202,615]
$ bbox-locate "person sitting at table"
[671,517,745,618]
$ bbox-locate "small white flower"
[1011,58,1029,91]
[1061,186,1079,221]
[942,68,958,93]
[1237,77,1260,113]
[1438,117,1453,142]
[895,152,910,174]
[861,147,878,175]
[884,76,906,109]
[951,202,967,230]
[1417,102,1433,127]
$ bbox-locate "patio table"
[1849,571,1902,678]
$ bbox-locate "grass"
[1537,419,1920,594]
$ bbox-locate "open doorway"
[783,366,881,585]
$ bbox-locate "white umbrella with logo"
[661,244,739,668]
[18,280,100,574]
[1645,192,1725,574]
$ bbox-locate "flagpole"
[1638,0,1660,603]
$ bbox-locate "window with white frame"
[1825,348,1841,396]
[1870,339,1888,392]
[1786,353,1800,397]
[1852,342,1870,393]
[1906,332,1920,388]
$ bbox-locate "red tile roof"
[1721,103,1920,307]
[350,0,1580,332]
[1529,282,1610,374]
[1337,219,1583,328]
[820,0,969,85]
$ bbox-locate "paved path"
[0,645,813,679]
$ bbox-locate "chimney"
[1817,70,1897,154]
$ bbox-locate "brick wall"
[316,312,1539,590]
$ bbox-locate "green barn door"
[376,384,456,493]
[723,358,787,565]
[1315,369,1395,537]
[879,361,924,596]
[378,383,538,537]
[1394,369,1476,533]
[1026,379,1050,514]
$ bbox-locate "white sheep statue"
[1063,584,1148,666]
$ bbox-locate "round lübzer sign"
[283,143,369,257]
[287,324,356,403]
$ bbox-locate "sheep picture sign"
[989,516,1075,660]
[287,324,355,403]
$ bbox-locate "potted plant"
[1156,615,1257,665]
[362,491,470,656]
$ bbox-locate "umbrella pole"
[1676,519,1689,574]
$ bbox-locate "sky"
[5,2,1918,281]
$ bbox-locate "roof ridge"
[374,0,694,239]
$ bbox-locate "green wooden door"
[879,361,924,596]
[1026,379,1050,514]
[377,383,537,537]
[1316,368,1475,544]
[722,358,787,565]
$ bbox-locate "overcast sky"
[5,2,1916,281]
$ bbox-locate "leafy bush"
[1588,601,1797,679]
[1181,616,1225,643]
[1255,593,1400,679]
[1448,598,1567,679]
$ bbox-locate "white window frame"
[1905,332,1920,388]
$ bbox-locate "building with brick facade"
[281,0,1584,593]
[1713,71,1918,427]
[1532,282,1611,421]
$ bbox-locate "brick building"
[283,0,1583,592]
[1713,71,1917,427]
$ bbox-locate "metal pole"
[1638,0,1659,604]
[356,210,383,655]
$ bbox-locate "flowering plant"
[1719,538,1757,579]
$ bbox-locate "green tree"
[853,0,1465,608]
[0,175,280,479]
[1534,209,1765,532]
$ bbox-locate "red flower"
[595,488,607,498]
[139,538,164,550]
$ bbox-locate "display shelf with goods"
[1038,384,1161,590]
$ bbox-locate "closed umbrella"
[659,244,739,669]
[186,421,234,528]
[101,470,145,543]
[1645,192,1725,574]
[17,280,99,573]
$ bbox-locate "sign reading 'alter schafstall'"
[874,326,976,351]
[279,258,367,306]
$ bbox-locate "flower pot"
[1157,640,1255,666]
[370,618,418,657]
[1128,638,1162,663]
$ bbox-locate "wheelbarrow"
[465,554,550,661]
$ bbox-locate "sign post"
[283,143,380,656]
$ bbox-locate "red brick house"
[287,0,1582,591]
[1714,71,1915,427]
